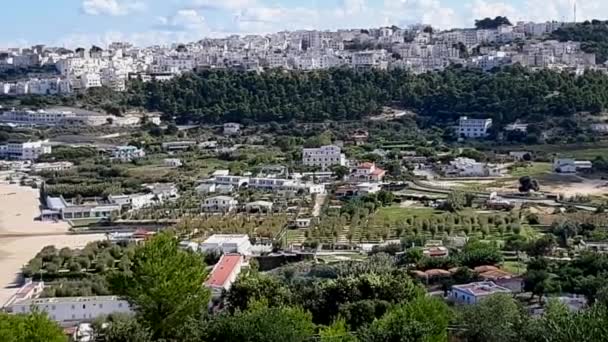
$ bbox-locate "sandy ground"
[0,183,104,306]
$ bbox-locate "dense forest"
[551,20,608,63]
[121,66,608,126]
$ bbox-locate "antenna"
[573,0,577,23]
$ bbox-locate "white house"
[196,183,217,195]
[223,122,241,135]
[245,200,273,213]
[31,161,74,173]
[164,158,182,167]
[355,182,382,195]
[444,157,502,177]
[350,162,386,182]
[200,234,252,255]
[6,296,131,323]
[215,175,249,188]
[302,145,347,170]
[201,195,238,213]
[553,158,592,173]
[449,281,511,305]
[458,116,492,138]
[111,145,145,162]
[0,140,51,160]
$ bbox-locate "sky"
[0,0,602,48]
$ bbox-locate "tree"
[455,294,527,342]
[93,313,152,342]
[320,319,358,342]
[443,191,465,212]
[359,296,451,342]
[330,165,350,180]
[376,190,395,206]
[459,241,503,267]
[107,233,210,340]
[165,123,179,135]
[224,273,292,312]
[519,176,540,193]
[0,311,66,342]
[204,303,315,342]
[475,16,512,29]
[526,235,556,257]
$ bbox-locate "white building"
[0,109,77,126]
[201,195,238,213]
[553,158,592,173]
[350,162,386,182]
[6,296,131,323]
[458,116,492,138]
[111,145,145,162]
[449,281,511,305]
[0,140,51,160]
[214,175,250,188]
[200,234,252,255]
[31,161,74,173]
[223,122,241,135]
[302,145,346,170]
[164,158,182,167]
[444,157,502,177]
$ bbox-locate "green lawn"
[375,206,439,221]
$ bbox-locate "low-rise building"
[31,161,74,173]
[457,116,492,138]
[164,158,182,167]
[205,254,245,297]
[350,162,386,182]
[45,196,121,221]
[6,296,131,323]
[223,122,241,135]
[201,195,238,213]
[444,157,502,177]
[200,234,252,255]
[553,158,592,173]
[161,141,197,152]
[245,200,273,213]
[449,281,512,305]
[111,145,145,162]
[302,145,347,170]
[0,140,51,160]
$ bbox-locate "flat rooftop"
[14,296,121,305]
[453,281,511,296]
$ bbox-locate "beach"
[0,183,104,305]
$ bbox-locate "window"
[71,305,75,309]
[83,304,86,309]
[99,303,103,309]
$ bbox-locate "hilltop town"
[3,16,608,342]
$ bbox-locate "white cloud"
[157,9,209,33]
[189,0,258,11]
[82,0,145,16]
[381,0,465,29]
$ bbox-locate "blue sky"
[0,0,599,48]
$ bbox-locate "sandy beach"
[0,183,104,305]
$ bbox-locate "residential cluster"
[0,20,603,96]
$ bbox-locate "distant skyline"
[0,0,601,48]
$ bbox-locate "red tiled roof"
[371,168,386,176]
[359,162,375,169]
[205,254,243,288]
